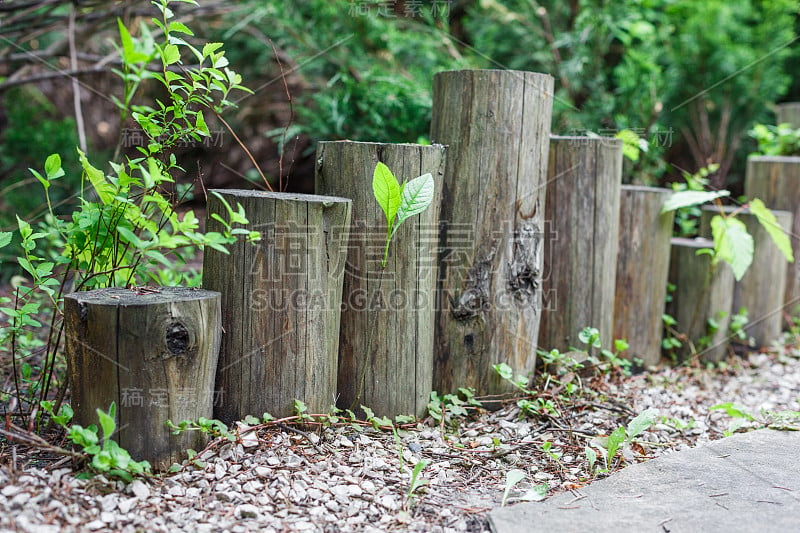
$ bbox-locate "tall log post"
[744,156,800,314]
[315,141,445,418]
[64,287,221,471]
[699,206,792,347]
[203,191,351,422]
[776,102,800,127]
[666,238,734,363]
[613,186,675,366]
[430,69,554,399]
[539,136,622,352]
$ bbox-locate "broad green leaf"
[661,190,730,213]
[97,405,117,445]
[749,198,794,262]
[162,44,181,65]
[396,173,434,224]
[29,168,49,189]
[117,19,150,64]
[202,42,224,58]
[493,362,513,381]
[372,162,401,227]
[168,21,194,35]
[711,216,754,281]
[605,426,627,462]
[501,469,526,506]
[195,111,209,136]
[520,483,548,502]
[44,154,64,179]
[78,149,113,205]
[626,408,658,439]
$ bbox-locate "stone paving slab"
[489,429,800,533]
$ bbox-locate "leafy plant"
[372,162,434,268]
[41,401,151,482]
[427,388,482,426]
[593,408,658,470]
[405,460,429,508]
[501,468,547,506]
[0,0,258,418]
[749,123,800,156]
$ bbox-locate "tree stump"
[539,136,622,352]
[315,141,445,418]
[699,206,792,347]
[430,69,554,400]
[64,287,221,471]
[744,156,800,314]
[666,238,734,363]
[203,191,352,422]
[613,186,675,366]
[776,102,800,127]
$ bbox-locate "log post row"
[613,186,676,366]
[539,136,622,352]
[203,191,351,422]
[430,69,554,398]
[64,287,221,470]
[315,141,445,418]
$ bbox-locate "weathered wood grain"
[430,69,554,399]
[613,186,675,366]
[315,141,445,418]
[203,191,352,422]
[776,102,800,128]
[699,206,792,347]
[64,287,221,470]
[744,156,800,316]
[539,136,622,352]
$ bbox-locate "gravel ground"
[1,343,800,533]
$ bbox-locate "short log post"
[699,206,792,347]
[776,102,800,127]
[315,141,445,419]
[666,238,734,362]
[539,136,622,352]
[744,156,800,314]
[613,186,675,366]
[64,287,221,471]
[430,69,554,400]
[203,191,352,422]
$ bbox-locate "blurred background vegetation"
[1,0,798,246]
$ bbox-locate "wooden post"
[203,191,351,422]
[776,102,800,127]
[613,186,675,366]
[539,136,622,352]
[315,141,445,418]
[430,69,554,399]
[699,206,792,347]
[64,287,221,471]
[666,238,734,362]
[744,156,800,314]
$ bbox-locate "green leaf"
[44,154,65,179]
[97,403,117,446]
[661,190,730,212]
[0,232,12,249]
[711,215,754,281]
[493,363,513,381]
[372,162,402,228]
[202,42,224,58]
[396,173,434,225]
[117,19,150,64]
[195,111,209,136]
[520,483,548,502]
[162,44,181,65]
[749,198,794,262]
[626,408,658,439]
[605,426,627,463]
[78,149,113,204]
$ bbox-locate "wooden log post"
[539,136,622,352]
[699,206,792,347]
[613,186,675,366]
[430,69,554,399]
[203,191,352,422]
[744,156,800,314]
[666,238,734,363]
[776,102,800,127]
[315,141,445,419]
[64,287,221,471]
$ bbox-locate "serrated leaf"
[372,162,401,228]
[711,215,753,281]
[168,21,194,35]
[749,198,794,262]
[626,408,658,439]
[661,190,730,213]
[396,173,434,224]
[162,44,181,65]
[202,42,224,58]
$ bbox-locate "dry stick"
[268,38,296,192]
[212,110,274,192]
[68,6,87,153]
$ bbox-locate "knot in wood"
[165,321,190,356]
